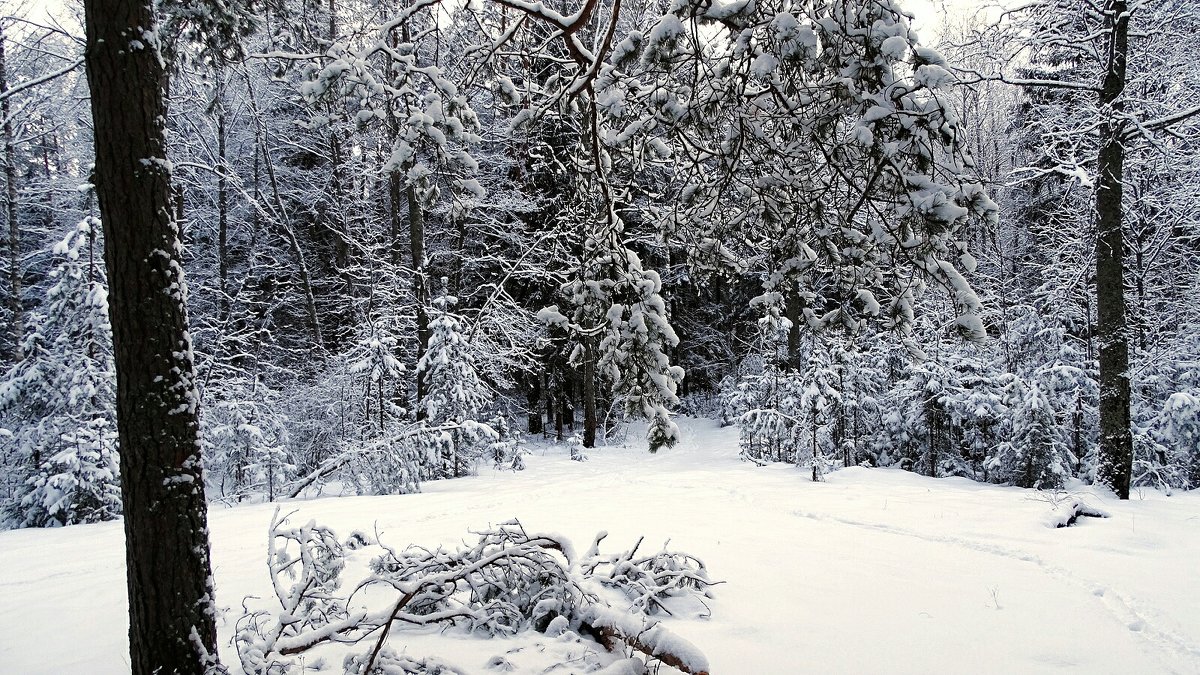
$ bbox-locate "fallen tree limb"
[238,515,718,674]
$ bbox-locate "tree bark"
[526,371,543,434]
[408,183,430,416]
[1095,0,1133,500]
[388,171,402,265]
[582,339,597,447]
[785,281,801,370]
[84,1,222,672]
[1,27,21,357]
[216,72,230,322]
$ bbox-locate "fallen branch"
[238,515,718,674]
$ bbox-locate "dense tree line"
[1,0,1198,534]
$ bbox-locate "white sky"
[13,0,990,54]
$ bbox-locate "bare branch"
[0,55,82,103]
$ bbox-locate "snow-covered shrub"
[878,358,959,477]
[348,325,407,437]
[487,414,525,470]
[281,325,422,497]
[737,362,803,465]
[1004,309,1098,479]
[599,255,686,452]
[344,649,463,674]
[203,377,292,501]
[833,342,889,468]
[18,418,121,527]
[1134,391,1200,492]
[736,295,803,465]
[542,244,685,453]
[794,344,844,480]
[943,351,1009,481]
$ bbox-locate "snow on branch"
[0,57,83,104]
[283,423,463,497]
[237,512,718,674]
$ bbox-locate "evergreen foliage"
[418,290,498,479]
[0,220,120,527]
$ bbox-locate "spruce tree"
[417,290,495,478]
[0,220,120,527]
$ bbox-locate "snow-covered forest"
[0,0,1197,671]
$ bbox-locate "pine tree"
[85,0,224,665]
[797,340,843,481]
[1137,391,1200,492]
[736,293,803,464]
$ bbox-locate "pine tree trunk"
[408,184,430,416]
[83,1,222,671]
[1095,0,1133,500]
[389,171,403,263]
[526,372,543,434]
[386,29,403,267]
[1,28,21,357]
[546,365,560,440]
[786,282,801,370]
[582,340,597,447]
[216,73,230,322]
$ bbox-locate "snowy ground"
[1,418,1199,674]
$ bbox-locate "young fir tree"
[990,379,1070,489]
[797,339,843,481]
[325,322,418,495]
[0,219,121,527]
[417,289,496,479]
[1138,391,1200,492]
[835,337,890,468]
[947,351,1010,481]
[736,293,803,464]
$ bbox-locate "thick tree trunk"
[83,1,222,672]
[1095,0,1132,500]
[1,29,21,357]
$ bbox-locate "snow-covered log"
[1045,498,1111,528]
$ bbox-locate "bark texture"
[1,27,21,356]
[83,1,222,671]
[1095,0,1133,499]
[409,183,430,415]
